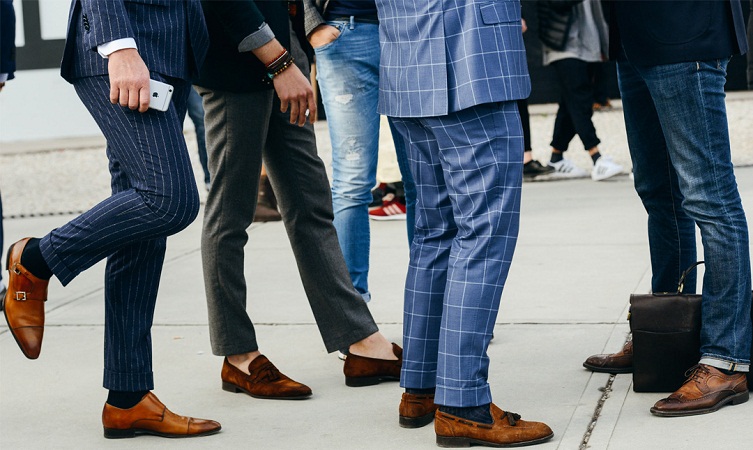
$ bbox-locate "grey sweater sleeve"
[302,0,326,36]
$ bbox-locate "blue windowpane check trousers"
[391,101,523,407]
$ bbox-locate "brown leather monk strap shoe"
[221,355,312,400]
[650,364,749,417]
[2,238,49,359]
[435,403,553,448]
[344,342,402,387]
[102,392,221,439]
[399,392,437,428]
[583,339,633,374]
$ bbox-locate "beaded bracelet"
[267,57,295,79]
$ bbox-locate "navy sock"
[591,152,602,164]
[406,388,435,395]
[439,404,493,424]
[550,152,563,163]
[718,368,738,376]
[107,390,149,409]
[20,238,53,280]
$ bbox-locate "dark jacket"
[608,0,748,66]
[748,0,752,88]
[197,0,310,93]
[1,0,17,81]
[536,0,584,51]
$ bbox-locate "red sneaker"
[369,196,407,221]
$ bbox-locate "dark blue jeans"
[618,56,752,371]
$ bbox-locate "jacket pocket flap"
[480,2,520,25]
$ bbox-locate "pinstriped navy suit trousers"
[391,101,523,407]
[38,74,197,391]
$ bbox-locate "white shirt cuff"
[0,73,8,83]
[97,38,138,58]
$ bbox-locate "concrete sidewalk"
[2,97,753,448]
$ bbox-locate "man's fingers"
[127,86,140,110]
[138,85,151,113]
[288,99,299,125]
[110,84,119,104]
[119,87,131,108]
[307,93,317,124]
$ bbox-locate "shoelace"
[683,364,709,383]
[502,411,522,426]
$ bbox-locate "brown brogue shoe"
[3,238,49,359]
[102,392,221,439]
[435,403,553,448]
[344,342,402,387]
[650,364,749,417]
[583,339,633,374]
[221,355,312,399]
[399,392,437,428]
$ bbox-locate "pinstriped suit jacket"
[60,0,208,83]
[375,0,530,118]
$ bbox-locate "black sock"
[20,238,53,280]
[439,404,493,424]
[406,387,435,395]
[550,152,563,163]
[718,368,738,376]
[591,152,602,164]
[107,390,149,409]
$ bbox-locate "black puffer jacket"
[536,0,584,51]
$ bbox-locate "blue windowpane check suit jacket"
[376,0,531,118]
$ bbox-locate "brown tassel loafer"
[435,403,553,448]
[650,364,749,417]
[583,340,633,374]
[399,392,437,428]
[344,342,402,387]
[102,392,221,439]
[221,355,312,399]
[3,238,49,359]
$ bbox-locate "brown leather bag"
[630,262,753,393]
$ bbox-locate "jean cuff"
[700,357,750,373]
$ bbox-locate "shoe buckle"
[15,291,27,301]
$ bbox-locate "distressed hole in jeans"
[335,94,354,104]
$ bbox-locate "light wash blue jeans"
[618,56,752,371]
[315,18,415,301]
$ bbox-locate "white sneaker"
[591,155,624,181]
[547,158,589,179]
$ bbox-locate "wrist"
[266,49,295,80]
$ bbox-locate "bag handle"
[677,261,704,294]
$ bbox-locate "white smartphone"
[148,79,174,112]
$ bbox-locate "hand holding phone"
[148,79,174,112]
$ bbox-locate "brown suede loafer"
[399,392,437,428]
[221,355,312,400]
[583,340,633,374]
[343,342,402,387]
[102,392,221,439]
[650,364,749,417]
[3,238,49,359]
[435,403,553,448]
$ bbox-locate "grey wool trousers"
[197,41,378,357]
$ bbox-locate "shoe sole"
[104,426,222,439]
[369,214,406,221]
[345,375,400,387]
[221,381,312,400]
[436,431,554,448]
[582,362,633,374]
[650,390,749,417]
[3,240,40,360]
[399,412,435,428]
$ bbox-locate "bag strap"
[677,261,704,294]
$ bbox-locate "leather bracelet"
[267,57,295,80]
[266,50,292,74]
[265,49,289,70]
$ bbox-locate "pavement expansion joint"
[580,373,616,450]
